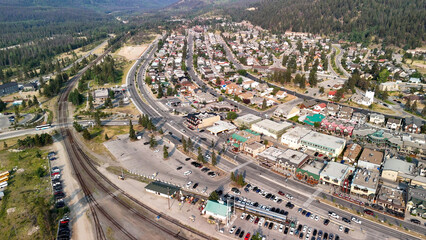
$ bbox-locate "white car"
[331,213,340,219]
[183,170,192,176]
[339,225,344,231]
[279,224,283,232]
[315,215,320,221]
[302,225,307,233]
[274,224,278,230]
[154,149,159,153]
[259,217,265,226]
[289,228,294,235]
[308,227,312,234]
[229,225,236,234]
[249,216,255,222]
[186,181,192,188]
[201,187,207,193]
[240,213,247,220]
[310,214,315,220]
[351,216,362,224]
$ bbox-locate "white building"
[369,113,385,125]
[251,119,292,139]
[281,126,311,149]
[320,161,355,187]
[300,131,346,157]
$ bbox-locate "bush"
[82,129,91,140]
[36,167,46,177]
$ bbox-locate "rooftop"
[301,131,346,150]
[206,121,236,134]
[204,200,229,217]
[321,161,355,180]
[351,168,380,190]
[278,149,309,165]
[257,146,285,162]
[231,129,259,143]
[246,141,265,150]
[281,126,311,140]
[358,148,384,166]
[236,113,262,124]
[145,181,180,196]
[343,143,362,161]
[252,119,292,132]
[383,157,415,175]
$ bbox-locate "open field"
[0,147,59,240]
[115,44,148,61]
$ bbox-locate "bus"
[0,176,8,183]
[36,124,52,130]
[0,171,9,178]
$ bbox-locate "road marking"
[257,175,311,198]
[229,159,252,172]
[303,188,323,208]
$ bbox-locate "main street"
[125,34,424,239]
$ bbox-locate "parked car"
[183,170,192,176]
[323,219,330,226]
[410,219,421,224]
[351,216,361,224]
[229,225,237,234]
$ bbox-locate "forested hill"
[0,0,178,12]
[225,0,425,49]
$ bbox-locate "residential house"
[406,187,426,219]
[93,88,109,104]
[386,118,402,130]
[313,103,326,113]
[369,113,385,125]
[338,106,353,121]
[225,83,242,95]
[326,103,340,116]
[299,99,317,109]
[379,82,399,91]
[351,112,367,124]
[275,90,287,99]
[328,90,337,99]
[274,105,300,119]
[404,117,424,134]
[0,82,19,97]
[357,148,383,170]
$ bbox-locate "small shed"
[203,200,230,221]
[145,181,180,198]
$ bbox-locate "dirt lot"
[115,45,148,61]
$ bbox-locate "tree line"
[17,133,53,149]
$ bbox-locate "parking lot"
[104,134,229,196]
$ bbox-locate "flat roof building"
[145,181,180,198]
[350,168,380,200]
[357,148,383,170]
[320,162,355,189]
[300,131,346,157]
[234,113,262,127]
[244,142,266,158]
[295,160,325,186]
[382,157,416,182]
[376,185,405,214]
[229,129,261,152]
[186,112,220,128]
[251,119,292,139]
[281,126,311,149]
[206,121,236,136]
[274,149,309,174]
[203,200,231,221]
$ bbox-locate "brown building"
[229,129,261,152]
[244,142,266,157]
[343,143,362,163]
[357,148,384,170]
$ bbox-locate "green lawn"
[0,148,62,239]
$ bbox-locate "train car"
[0,176,8,183]
[0,171,9,178]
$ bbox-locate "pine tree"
[129,120,136,140]
[82,129,91,140]
[94,111,101,127]
[197,147,205,163]
[211,151,217,166]
[182,136,187,152]
[149,135,156,149]
[230,172,236,182]
[104,133,109,140]
[411,101,418,112]
[188,138,193,151]
[163,145,169,159]
[261,99,267,110]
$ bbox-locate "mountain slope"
[226,0,425,48]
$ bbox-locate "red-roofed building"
[313,103,326,112]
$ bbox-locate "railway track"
[56,35,214,240]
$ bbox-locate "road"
[332,44,351,78]
[125,33,424,239]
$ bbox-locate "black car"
[176,166,182,170]
[143,142,149,145]
[245,214,251,221]
[279,209,285,215]
[302,210,307,215]
[268,222,273,229]
[265,193,272,199]
[324,219,330,225]
[192,183,198,189]
[54,184,63,191]
[344,228,349,234]
[56,200,65,208]
[235,227,241,235]
[314,152,319,156]
[253,202,259,207]
[286,202,292,208]
[342,217,351,223]
[297,224,302,231]
[185,157,191,161]
[335,235,340,240]
[271,207,276,212]
[329,233,334,240]
[323,232,328,239]
[215,189,223,196]
[239,230,245,238]
[253,186,258,191]
[299,232,304,239]
[275,208,280,213]
[277,199,283,204]
[284,226,289,234]
[410,219,421,224]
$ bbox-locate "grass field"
[0,147,62,239]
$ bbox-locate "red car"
[254,217,259,224]
[244,233,251,240]
[278,190,285,196]
[364,209,374,216]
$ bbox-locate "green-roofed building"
[229,129,261,152]
[294,160,325,186]
[145,181,180,198]
[203,200,230,221]
[303,114,325,126]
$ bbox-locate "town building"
[352,128,403,149]
[234,114,262,127]
[206,121,237,136]
[357,148,383,170]
[343,143,362,163]
[244,142,266,158]
[299,99,317,109]
[326,103,340,116]
[379,82,399,91]
[300,131,346,157]
[274,105,300,119]
[274,149,309,174]
[229,129,261,152]
[251,119,292,139]
[376,185,406,215]
[145,181,180,198]
[93,88,110,104]
[281,126,311,149]
[295,160,325,186]
[382,157,416,182]
[0,82,19,97]
[257,146,285,164]
[350,168,380,200]
[406,187,426,219]
[351,91,374,106]
[351,112,367,124]
[186,112,220,129]
[320,162,355,191]
[203,200,231,221]
[338,106,353,121]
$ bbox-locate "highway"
[125,33,424,239]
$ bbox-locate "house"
[313,103,326,113]
[225,83,242,95]
[299,99,317,109]
[338,106,353,121]
[281,126,311,149]
[350,169,380,200]
[275,90,287,99]
[376,185,406,215]
[203,200,230,221]
[404,117,424,134]
[145,181,180,198]
[22,83,37,91]
[194,91,216,104]
[229,129,261,152]
[328,90,337,99]
[274,105,300,119]
[326,103,340,116]
[251,119,292,139]
[300,131,346,157]
[244,142,266,157]
[369,113,385,125]
[386,118,402,130]
[238,92,254,102]
[206,121,237,136]
[409,77,421,84]
[379,82,399,91]
[343,143,362,163]
[357,148,383,170]
[406,187,426,219]
[186,112,220,129]
[351,112,367,124]
[382,157,416,182]
[0,82,19,97]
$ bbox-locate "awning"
[233,143,240,148]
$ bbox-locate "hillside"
[225,0,425,49]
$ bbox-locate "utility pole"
[168,187,171,210]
